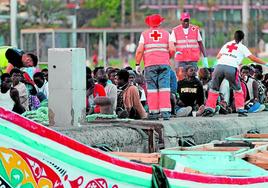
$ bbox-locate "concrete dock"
[54,112,268,153]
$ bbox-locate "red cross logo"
[191,26,196,31]
[227,43,238,53]
[150,30,162,41]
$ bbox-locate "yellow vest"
[0,46,12,73]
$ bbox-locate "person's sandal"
[202,109,214,117]
[237,109,248,117]
[118,110,129,118]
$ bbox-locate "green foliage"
[83,0,121,27]
[23,0,68,28]
[84,0,120,14]
[190,18,204,27]
[90,14,111,28]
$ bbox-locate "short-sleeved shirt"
[217,40,252,68]
[169,27,203,43]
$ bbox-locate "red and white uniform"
[217,40,252,68]
[171,24,202,62]
[139,28,172,113]
[205,40,251,111]
[139,28,171,67]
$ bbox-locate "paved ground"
[53,112,268,153]
[162,112,268,147]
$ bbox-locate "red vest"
[142,28,170,67]
[172,24,201,62]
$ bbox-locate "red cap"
[145,14,165,27]
[180,12,191,21]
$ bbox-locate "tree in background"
[83,0,121,27]
[23,0,68,28]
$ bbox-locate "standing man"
[171,12,207,80]
[202,30,268,117]
[135,14,175,120]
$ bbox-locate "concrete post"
[103,32,107,67]
[242,0,249,46]
[71,15,77,47]
[10,0,17,47]
[48,48,86,127]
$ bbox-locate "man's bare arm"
[135,43,144,65]
[248,55,267,65]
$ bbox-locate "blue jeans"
[144,65,171,113]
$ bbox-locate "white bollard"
[48,48,86,126]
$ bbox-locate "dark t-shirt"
[177,78,204,108]
[5,48,24,68]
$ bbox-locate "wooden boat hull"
[1,107,268,188]
[226,133,268,143]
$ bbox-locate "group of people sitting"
[85,63,268,120]
[0,47,49,114]
[1,62,267,120]
[0,68,49,114]
[1,56,267,120]
[1,42,268,121]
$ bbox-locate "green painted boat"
[161,143,268,177]
[226,133,268,143]
[2,107,268,188]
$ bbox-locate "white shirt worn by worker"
[217,40,252,68]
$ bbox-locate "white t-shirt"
[37,81,49,99]
[104,83,117,113]
[170,28,202,42]
[217,40,252,68]
[125,43,136,53]
[0,90,14,110]
[139,32,172,44]
[14,82,29,111]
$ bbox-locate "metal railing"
[20,28,147,67]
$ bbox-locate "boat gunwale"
[3,107,268,186]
